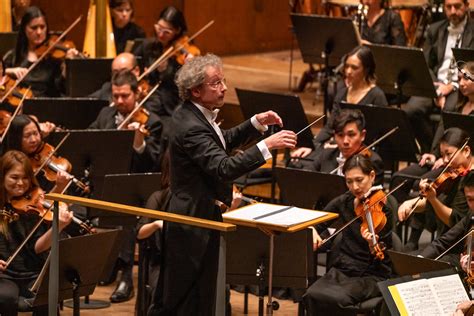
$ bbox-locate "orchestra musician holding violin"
[134,6,194,119]
[399,128,473,243]
[0,150,73,316]
[109,0,146,54]
[2,6,79,98]
[304,154,393,315]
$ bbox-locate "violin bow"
[435,228,474,261]
[117,82,160,130]
[330,126,399,175]
[34,132,71,177]
[318,180,407,247]
[0,16,82,103]
[405,137,470,220]
[0,86,30,143]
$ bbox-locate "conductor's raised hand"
[255,111,283,127]
[264,130,297,151]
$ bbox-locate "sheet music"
[390,274,469,316]
[223,203,327,227]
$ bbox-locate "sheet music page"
[223,203,327,227]
[390,278,443,315]
[428,274,470,315]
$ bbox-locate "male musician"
[294,109,385,185]
[404,0,474,152]
[149,54,297,315]
[89,69,162,303]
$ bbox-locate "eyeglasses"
[203,78,227,89]
[154,24,175,36]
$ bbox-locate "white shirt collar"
[191,101,219,124]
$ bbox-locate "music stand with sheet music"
[275,167,346,209]
[45,130,134,198]
[65,58,113,97]
[29,230,120,313]
[290,14,361,118]
[90,173,162,226]
[23,98,108,130]
[236,88,317,202]
[442,112,474,149]
[226,226,314,313]
[369,44,437,106]
[0,32,17,58]
[340,102,419,163]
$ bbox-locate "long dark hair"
[3,114,42,153]
[344,45,376,83]
[342,154,375,175]
[440,128,470,149]
[158,6,187,39]
[0,150,39,236]
[14,6,49,66]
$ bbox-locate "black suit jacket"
[159,100,266,313]
[88,106,162,173]
[313,146,385,185]
[424,18,474,79]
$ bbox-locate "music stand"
[290,14,361,117]
[90,173,162,226]
[369,44,437,106]
[23,98,108,129]
[45,130,134,198]
[453,47,474,63]
[226,226,314,314]
[65,58,113,97]
[340,102,419,162]
[442,112,474,149]
[29,230,120,315]
[0,32,17,58]
[275,167,346,209]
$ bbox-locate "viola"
[0,76,34,107]
[34,35,86,61]
[30,142,89,192]
[355,188,387,260]
[10,187,94,234]
[171,35,201,65]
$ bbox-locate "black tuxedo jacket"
[424,18,474,79]
[88,106,162,173]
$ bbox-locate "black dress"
[2,51,64,97]
[113,22,146,54]
[304,192,393,315]
[360,9,407,46]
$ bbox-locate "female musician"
[2,114,69,194]
[0,150,73,316]
[358,0,407,46]
[109,0,146,54]
[292,45,388,158]
[398,128,473,239]
[2,6,78,97]
[134,6,189,117]
[304,154,393,314]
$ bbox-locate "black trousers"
[0,277,48,316]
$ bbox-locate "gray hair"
[175,53,223,100]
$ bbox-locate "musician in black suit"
[149,54,297,315]
[88,70,162,303]
[403,0,474,152]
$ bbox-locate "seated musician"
[89,69,162,173]
[417,171,474,269]
[398,128,473,241]
[292,45,388,158]
[292,109,385,185]
[403,0,474,153]
[304,154,393,315]
[2,6,79,98]
[358,0,407,46]
[89,52,161,121]
[109,0,146,54]
[0,150,73,316]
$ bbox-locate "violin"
[422,166,469,196]
[465,230,474,287]
[355,188,387,260]
[0,110,12,135]
[30,142,89,192]
[171,35,201,65]
[10,187,94,234]
[34,35,86,61]
[0,76,34,107]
